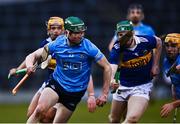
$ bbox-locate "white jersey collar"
[46,37,53,42]
[127,36,140,51]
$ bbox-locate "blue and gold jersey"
[109,35,157,87]
[48,35,104,92]
[163,55,180,99]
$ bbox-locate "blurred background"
[0,0,180,122]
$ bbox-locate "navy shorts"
[45,76,86,111]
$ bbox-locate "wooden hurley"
[12,74,29,95]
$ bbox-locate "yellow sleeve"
[48,59,56,70]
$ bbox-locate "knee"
[108,114,120,123]
[34,104,47,118]
[27,107,35,118]
[40,107,56,123]
[125,115,139,123]
[27,110,32,118]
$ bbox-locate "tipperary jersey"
[163,55,180,99]
[39,37,57,75]
[109,35,157,87]
[48,35,104,92]
[113,22,155,41]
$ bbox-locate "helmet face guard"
[47,17,64,30]
[64,16,87,32]
[115,20,133,47]
[165,33,180,48]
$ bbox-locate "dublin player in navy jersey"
[25,16,111,123]
[108,20,162,123]
[109,3,155,51]
[160,33,180,118]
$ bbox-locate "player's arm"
[108,37,116,51]
[176,65,180,70]
[96,57,112,107]
[9,60,26,77]
[110,64,119,90]
[97,57,112,97]
[151,36,162,77]
[87,75,96,112]
[109,42,121,90]
[87,75,95,97]
[25,46,49,74]
[161,100,180,118]
[171,100,180,108]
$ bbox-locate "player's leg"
[123,82,152,123]
[52,84,86,123]
[27,91,41,118]
[27,87,59,123]
[53,103,73,123]
[27,81,56,122]
[123,96,149,123]
[27,82,47,118]
[40,106,57,123]
[109,99,127,123]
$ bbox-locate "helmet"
[47,16,64,30]
[165,33,180,48]
[116,20,133,33]
[64,16,87,32]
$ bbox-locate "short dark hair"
[128,3,144,13]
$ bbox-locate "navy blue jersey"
[109,35,157,87]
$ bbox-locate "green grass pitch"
[0,100,179,123]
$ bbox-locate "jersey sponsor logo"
[120,52,152,68]
[61,60,82,71]
[114,43,120,49]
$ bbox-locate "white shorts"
[113,82,153,101]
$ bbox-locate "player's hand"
[176,65,180,70]
[96,94,108,107]
[110,79,119,91]
[9,68,17,76]
[151,65,160,77]
[26,66,36,75]
[160,103,174,118]
[87,95,96,113]
[174,65,180,74]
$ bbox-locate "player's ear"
[65,30,70,37]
